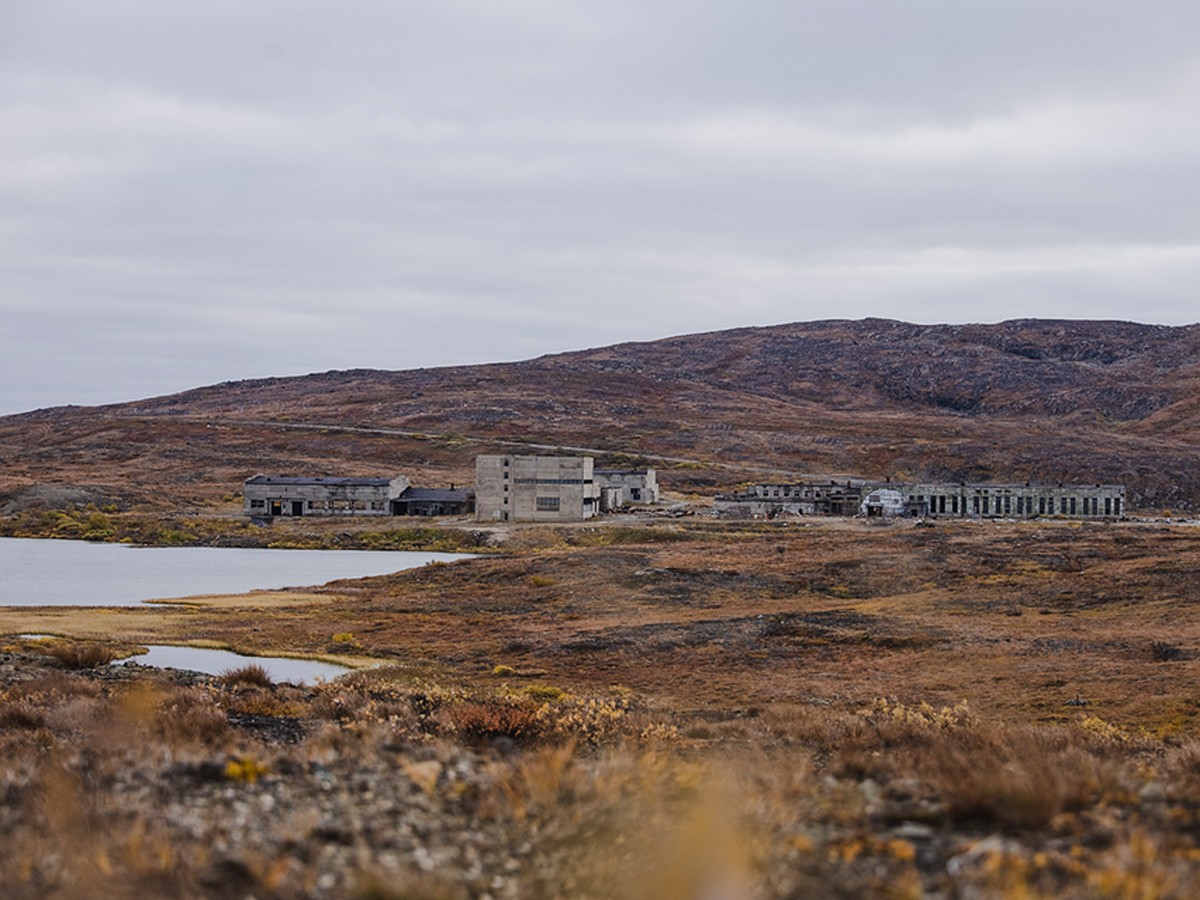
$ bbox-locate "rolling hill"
[2,318,1199,512]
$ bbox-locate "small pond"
[0,537,469,606]
[114,645,350,685]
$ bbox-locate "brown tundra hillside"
[1,318,1198,511]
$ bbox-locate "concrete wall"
[717,480,1126,520]
[860,488,906,517]
[594,469,659,505]
[714,495,815,517]
[876,483,1126,518]
[244,476,409,517]
[721,481,863,516]
[475,455,601,522]
[391,489,475,517]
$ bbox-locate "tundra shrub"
[42,641,119,670]
[221,664,273,687]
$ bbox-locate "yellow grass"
[145,590,335,609]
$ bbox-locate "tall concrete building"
[475,455,601,522]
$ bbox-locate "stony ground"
[1,643,1199,899]
[3,516,1200,897]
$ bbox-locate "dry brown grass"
[0,655,1196,898]
[40,640,120,669]
[220,663,273,687]
[9,521,1200,736]
[151,685,231,745]
[0,701,46,731]
[916,726,1124,830]
[2,521,1198,895]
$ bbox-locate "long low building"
[715,480,1126,519]
[244,475,410,517]
[714,481,865,517]
[244,476,478,518]
[860,482,1125,519]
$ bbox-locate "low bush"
[524,684,566,702]
[328,632,363,653]
[0,702,46,731]
[153,687,230,745]
[920,729,1109,830]
[445,698,546,745]
[221,664,273,687]
[1151,640,1184,662]
[42,641,119,670]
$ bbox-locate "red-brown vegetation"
[3,319,1200,511]
[0,652,1197,898]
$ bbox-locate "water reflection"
[0,537,469,606]
[116,645,350,684]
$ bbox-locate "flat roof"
[245,475,394,487]
[397,488,474,502]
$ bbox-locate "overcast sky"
[3,2,1199,415]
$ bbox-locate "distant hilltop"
[1,319,1198,512]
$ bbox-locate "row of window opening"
[247,499,384,511]
[913,495,1119,516]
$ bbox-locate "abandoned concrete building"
[244,475,411,517]
[243,476,475,518]
[713,481,864,517]
[715,480,1126,520]
[389,487,475,517]
[475,455,602,522]
[244,457,654,522]
[859,482,1125,519]
[594,468,660,506]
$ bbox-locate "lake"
[0,537,467,606]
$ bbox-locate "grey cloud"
[1,1,1198,414]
